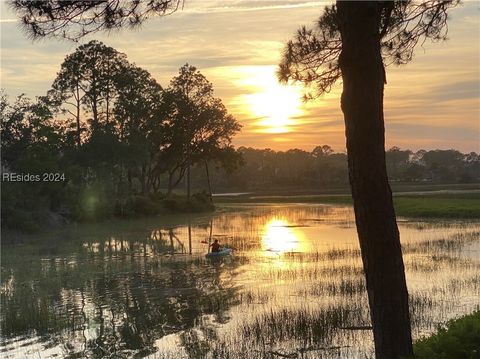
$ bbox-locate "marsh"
[1,203,479,358]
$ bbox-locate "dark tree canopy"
[278,0,459,99]
[10,0,183,41]
[159,64,241,193]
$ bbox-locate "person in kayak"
[210,239,221,253]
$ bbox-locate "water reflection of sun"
[262,219,303,253]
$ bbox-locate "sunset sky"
[1,0,479,153]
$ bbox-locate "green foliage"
[412,311,480,359]
[124,195,161,217]
[1,205,42,233]
[75,183,114,221]
[163,192,214,213]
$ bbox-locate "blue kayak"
[205,248,232,258]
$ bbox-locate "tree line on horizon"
[190,145,480,192]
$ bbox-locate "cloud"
[182,1,331,13]
[427,80,480,102]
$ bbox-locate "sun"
[247,82,303,133]
[227,66,304,134]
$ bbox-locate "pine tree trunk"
[336,2,413,358]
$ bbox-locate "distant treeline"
[189,145,480,192]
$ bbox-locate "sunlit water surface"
[1,204,479,358]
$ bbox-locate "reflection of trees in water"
[0,224,242,358]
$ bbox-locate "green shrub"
[74,184,115,221]
[162,192,214,213]
[412,311,480,359]
[149,192,166,202]
[127,195,161,216]
[1,207,41,233]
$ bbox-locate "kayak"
[205,247,232,258]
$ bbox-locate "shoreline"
[3,190,480,244]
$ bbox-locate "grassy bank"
[412,310,480,359]
[393,194,480,219]
[216,192,480,219]
[4,187,479,236]
[2,192,215,234]
[213,182,480,198]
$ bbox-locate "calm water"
[1,204,479,358]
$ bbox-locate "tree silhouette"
[278,1,459,358]
[312,145,334,158]
[113,63,165,194]
[160,64,241,196]
[49,41,169,196]
[50,40,130,136]
[278,1,458,98]
[10,0,182,41]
